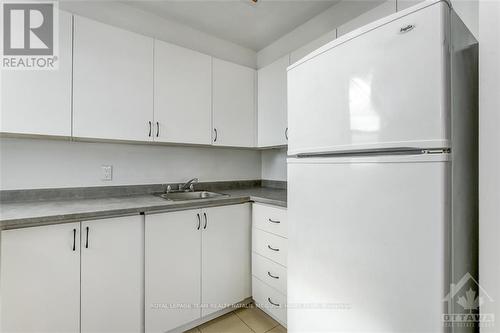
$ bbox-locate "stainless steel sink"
[158,191,227,201]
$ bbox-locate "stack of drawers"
[251,203,287,326]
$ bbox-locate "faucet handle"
[189,184,194,191]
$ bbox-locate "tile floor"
[186,303,286,333]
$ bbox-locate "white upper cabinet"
[81,216,143,333]
[258,55,289,147]
[0,11,72,136]
[154,41,212,144]
[73,16,154,141]
[212,58,256,147]
[288,2,449,155]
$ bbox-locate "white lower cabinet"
[145,203,251,332]
[81,216,144,333]
[0,223,81,333]
[0,216,144,333]
[145,210,202,333]
[251,203,288,327]
[201,204,252,317]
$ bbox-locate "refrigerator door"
[287,154,450,332]
[287,2,450,155]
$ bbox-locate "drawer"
[252,253,287,294]
[252,228,287,267]
[252,276,287,325]
[253,204,287,238]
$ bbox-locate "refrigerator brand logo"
[1,1,58,70]
[442,272,495,328]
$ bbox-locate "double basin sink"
[157,191,227,201]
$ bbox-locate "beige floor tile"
[266,325,286,333]
[199,313,253,333]
[235,306,279,333]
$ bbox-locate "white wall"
[257,0,385,68]
[59,1,257,68]
[261,149,287,182]
[0,138,261,190]
[478,0,500,330]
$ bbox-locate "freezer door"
[287,2,450,155]
[287,155,450,332]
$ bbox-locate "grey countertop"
[0,187,286,230]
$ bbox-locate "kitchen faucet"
[178,178,199,192]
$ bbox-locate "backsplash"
[0,138,262,190]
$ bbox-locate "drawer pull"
[268,297,280,307]
[268,245,279,252]
[268,218,280,224]
[267,271,279,279]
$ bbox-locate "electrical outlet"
[101,165,113,181]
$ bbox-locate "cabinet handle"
[197,213,201,230]
[268,245,279,252]
[285,127,288,140]
[213,128,218,143]
[85,226,89,249]
[268,218,280,224]
[267,271,279,279]
[148,121,152,137]
[156,122,160,137]
[203,213,207,229]
[268,297,280,307]
[72,228,76,251]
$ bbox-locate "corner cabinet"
[0,216,144,333]
[145,203,251,332]
[257,55,289,147]
[154,40,212,144]
[212,59,256,147]
[73,16,154,141]
[0,11,73,137]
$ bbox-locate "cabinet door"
[73,16,154,141]
[145,210,202,332]
[258,55,289,147]
[287,2,449,155]
[0,11,72,136]
[154,40,212,144]
[212,59,256,147]
[81,216,143,333]
[0,223,80,333]
[201,204,251,316]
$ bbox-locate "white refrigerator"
[286,1,478,332]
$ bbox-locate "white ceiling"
[123,0,341,51]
